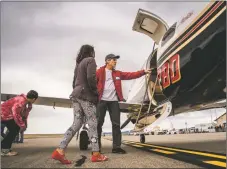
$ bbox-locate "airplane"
[1,1,226,147]
[121,0,226,142]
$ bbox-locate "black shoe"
[112,148,126,154]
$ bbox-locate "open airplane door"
[132,8,169,104]
[132,9,169,45]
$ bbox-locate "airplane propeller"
[76,131,79,140]
[120,116,132,129]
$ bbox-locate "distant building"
[214,112,226,126]
[214,112,226,132]
[194,123,216,133]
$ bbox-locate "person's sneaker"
[51,149,72,165]
[91,153,108,162]
[1,149,18,156]
[112,148,126,154]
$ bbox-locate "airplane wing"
[1,93,72,109]
[191,101,226,111]
[118,102,150,113]
[173,100,226,115]
[3,93,224,113]
[1,93,149,112]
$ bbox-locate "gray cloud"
[2,2,144,49]
[1,2,64,49]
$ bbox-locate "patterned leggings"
[59,98,99,152]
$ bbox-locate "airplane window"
[161,22,177,47]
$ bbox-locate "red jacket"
[1,94,31,128]
[96,65,145,101]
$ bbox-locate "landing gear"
[140,134,145,143]
[155,113,161,119]
[79,130,89,150]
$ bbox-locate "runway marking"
[151,149,176,155]
[122,140,226,160]
[105,138,226,168]
[203,160,226,168]
[124,141,176,154]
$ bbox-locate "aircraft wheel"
[79,130,89,150]
[155,113,161,118]
[140,134,145,143]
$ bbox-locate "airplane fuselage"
[127,1,226,116]
[156,1,226,114]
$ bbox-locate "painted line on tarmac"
[122,140,226,160]
[151,149,176,155]
[104,138,226,168]
[203,160,226,168]
[122,140,226,168]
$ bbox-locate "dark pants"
[97,100,121,149]
[1,124,6,138]
[1,120,20,149]
[14,131,24,143]
[20,131,24,143]
[14,133,19,143]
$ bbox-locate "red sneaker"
[91,153,108,162]
[51,149,72,165]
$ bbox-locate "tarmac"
[1,132,226,168]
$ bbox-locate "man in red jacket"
[96,54,151,154]
[1,90,38,156]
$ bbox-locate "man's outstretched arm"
[120,69,151,80]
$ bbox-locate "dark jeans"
[14,133,19,143]
[20,131,24,143]
[1,119,20,149]
[14,131,24,143]
[1,124,6,138]
[97,100,121,149]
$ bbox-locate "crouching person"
[1,90,38,156]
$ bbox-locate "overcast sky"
[1,1,225,134]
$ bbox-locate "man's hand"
[20,127,26,133]
[144,68,152,74]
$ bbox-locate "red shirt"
[1,94,32,128]
[96,65,145,101]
